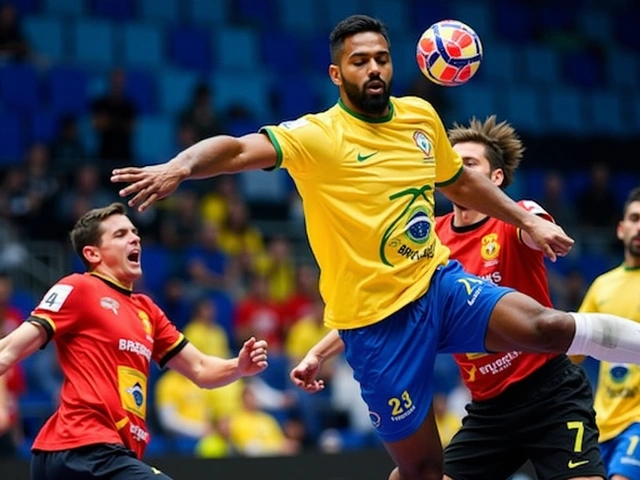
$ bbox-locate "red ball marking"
[457,64,472,82]
[445,41,462,58]
[440,65,458,82]
[416,52,427,70]
[419,37,435,55]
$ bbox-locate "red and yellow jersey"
[436,200,557,401]
[28,272,186,458]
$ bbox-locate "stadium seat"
[493,1,533,43]
[157,68,199,115]
[564,51,604,89]
[213,27,258,72]
[138,0,179,24]
[70,19,116,69]
[261,31,303,74]
[452,84,499,123]
[546,88,585,135]
[503,86,545,135]
[276,0,320,35]
[235,0,277,29]
[184,0,229,26]
[409,0,451,35]
[23,16,65,63]
[0,63,39,112]
[388,35,418,88]
[168,26,212,73]
[212,72,272,122]
[272,75,317,120]
[7,0,38,15]
[521,46,560,85]
[11,289,36,317]
[309,34,332,75]
[476,43,518,84]
[579,8,612,46]
[124,69,157,114]
[0,112,24,164]
[613,9,640,52]
[133,115,175,165]
[122,23,164,69]
[631,94,640,134]
[239,169,290,204]
[606,50,638,89]
[31,110,59,143]
[313,75,339,111]
[138,244,171,297]
[365,0,408,35]
[43,0,85,17]
[47,66,89,115]
[587,91,625,137]
[92,0,135,21]
[452,2,494,42]
[325,0,361,33]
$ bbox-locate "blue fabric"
[601,422,640,479]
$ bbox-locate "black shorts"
[31,443,174,480]
[444,356,606,480]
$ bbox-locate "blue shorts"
[600,422,640,479]
[339,260,513,442]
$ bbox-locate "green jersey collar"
[338,98,394,123]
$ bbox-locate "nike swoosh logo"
[567,460,589,469]
[357,151,378,162]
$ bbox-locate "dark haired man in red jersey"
[436,116,604,480]
[0,202,268,480]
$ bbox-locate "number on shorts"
[388,390,413,415]
[567,421,585,453]
[627,436,639,456]
[457,277,484,295]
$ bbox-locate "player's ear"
[329,64,342,86]
[491,168,504,188]
[82,245,101,266]
[616,221,625,241]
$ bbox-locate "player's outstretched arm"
[290,329,344,394]
[0,322,47,376]
[0,374,10,434]
[111,133,278,212]
[439,166,574,261]
[166,337,268,389]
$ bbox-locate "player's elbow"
[532,309,575,352]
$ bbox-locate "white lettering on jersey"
[130,424,149,443]
[118,339,152,362]
[37,284,74,312]
[279,118,309,130]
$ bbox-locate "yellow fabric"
[218,227,264,258]
[200,193,227,226]
[579,265,640,442]
[183,320,231,359]
[436,412,461,447]
[155,371,214,425]
[261,97,461,329]
[228,410,286,455]
[285,315,331,360]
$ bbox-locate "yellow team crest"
[481,233,501,261]
[138,311,152,336]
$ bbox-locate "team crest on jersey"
[118,366,147,419]
[413,130,434,163]
[100,297,120,315]
[480,233,501,261]
[609,364,631,384]
[369,411,381,428]
[138,311,153,341]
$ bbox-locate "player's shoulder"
[592,264,627,284]
[392,96,436,115]
[435,212,453,231]
[49,273,92,291]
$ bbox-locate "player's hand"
[111,163,189,212]
[525,215,574,262]
[237,337,268,377]
[290,354,325,394]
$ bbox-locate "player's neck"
[624,254,640,269]
[90,268,134,291]
[452,207,489,228]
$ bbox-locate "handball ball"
[416,20,483,87]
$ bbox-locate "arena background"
[0,0,637,478]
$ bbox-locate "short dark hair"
[329,15,390,64]
[623,187,640,217]
[70,203,126,269]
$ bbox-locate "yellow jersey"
[579,265,640,442]
[262,97,462,329]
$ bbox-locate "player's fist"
[237,337,268,376]
[290,355,325,394]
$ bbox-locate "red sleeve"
[146,299,187,368]
[29,274,85,342]
[518,199,554,223]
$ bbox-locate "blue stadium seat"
[452,3,494,42]
[309,33,332,75]
[475,43,518,84]
[125,69,157,114]
[503,86,545,135]
[632,94,640,134]
[365,0,408,35]
[235,0,276,29]
[213,27,258,72]
[212,72,271,122]
[546,88,585,135]
[43,0,85,17]
[607,50,637,89]
[452,84,499,122]
[23,16,64,63]
[11,289,36,317]
[184,0,229,26]
[0,112,24,164]
[168,26,211,73]
[325,0,361,33]
[261,31,303,74]
[272,75,317,120]
[92,0,135,21]
[157,69,199,115]
[410,0,451,35]
[31,110,59,143]
[122,23,164,69]
[579,9,612,46]
[0,64,39,112]
[389,35,419,88]
[276,0,320,35]
[587,91,625,137]
[612,171,640,208]
[47,66,89,115]
[521,46,560,85]
[70,19,116,69]
[614,9,640,52]
[239,169,289,204]
[134,115,175,165]
[138,0,178,24]
[493,1,533,43]
[564,51,604,89]
[7,0,38,15]
[139,244,170,297]
[313,75,339,111]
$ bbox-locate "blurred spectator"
[540,170,577,233]
[281,264,319,325]
[179,83,224,142]
[219,201,264,258]
[160,189,202,248]
[184,223,230,294]
[29,344,63,408]
[0,374,12,457]
[155,278,191,330]
[0,166,42,238]
[0,216,26,272]
[175,121,199,152]
[233,275,283,352]
[24,143,59,239]
[284,297,328,363]
[554,268,588,312]
[259,235,296,303]
[433,392,461,448]
[0,4,28,62]
[50,115,88,176]
[576,162,618,228]
[183,297,231,359]
[406,74,451,122]
[201,175,240,227]
[91,69,137,167]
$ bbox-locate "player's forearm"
[193,356,243,389]
[440,167,534,231]
[308,329,344,363]
[169,135,247,180]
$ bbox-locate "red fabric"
[436,201,558,401]
[234,297,284,349]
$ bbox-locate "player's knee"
[532,309,574,352]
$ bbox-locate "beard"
[627,236,640,258]
[342,75,391,115]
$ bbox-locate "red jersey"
[234,298,283,350]
[28,272,186,458]
[436,200,557,401]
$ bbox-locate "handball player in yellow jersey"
[113,15,640,480]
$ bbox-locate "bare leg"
[384,406,443,480]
